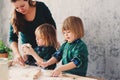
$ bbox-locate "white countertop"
[9,65,98,80]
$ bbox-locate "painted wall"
[0,0,11,42]
[0,0,120,80]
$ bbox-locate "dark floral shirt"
[26,46,56,70]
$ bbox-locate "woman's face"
[12,0,30,14]
[63,30,76,43]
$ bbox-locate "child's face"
[63,30,76,43]
[36,36,45,46]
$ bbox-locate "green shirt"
[9,1,56,48]
[53,39,88,76]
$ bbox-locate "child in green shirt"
[40,16,89,76]
[22,23,58,69]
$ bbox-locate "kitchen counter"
[9,64,101,80]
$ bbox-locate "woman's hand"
[14,54,25,66]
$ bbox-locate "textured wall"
[0,0,120,80]
[0,0,12,42]
[0,1,3,38]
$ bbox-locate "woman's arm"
[11,42,25,66]
[9,25,25,66]
[9,25,19,56]
[11,42,20,56]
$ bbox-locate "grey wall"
[0,1,3,38]
[0,0,11,43]
[0,0,120,80]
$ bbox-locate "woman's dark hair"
[10,0,35,34]
[11,0,34,6]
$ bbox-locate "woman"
[9,0,56,66]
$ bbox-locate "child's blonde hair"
[35,23,57,48]
[62,16,84,39]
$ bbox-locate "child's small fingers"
[35,62,41,67]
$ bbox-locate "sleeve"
[52,51,62,61]
[42,2,56,29]
[71,44,88,68]
[9,24,18,44]
[71,55,82,68]
[52,42,67,61]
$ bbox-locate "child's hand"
[21,44,30,53]
[40,62,49,68]
[51,67,62,77]
[35,60,44,67]
[21,43,34,55]
[35,61,42,67]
